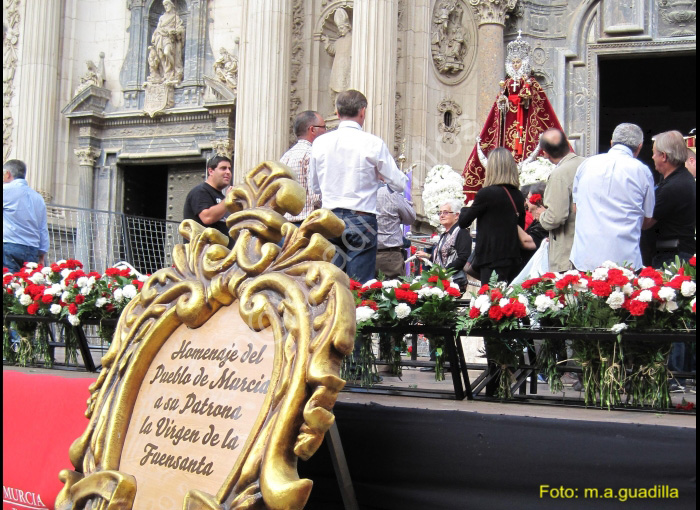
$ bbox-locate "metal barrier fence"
[46,205,183,274]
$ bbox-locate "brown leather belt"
[377,246,403,252]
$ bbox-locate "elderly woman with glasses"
[415,198,472,292]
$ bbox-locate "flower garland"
[3,260,147,366]
[350,266,464,383]
[422,164,466,228]
[458,258,696,407]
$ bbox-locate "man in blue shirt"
[3,159,49,272]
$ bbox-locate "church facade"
[3,0,696,226]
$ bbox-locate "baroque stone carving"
[658,0,696,37]
[146,0,185,85]
[213,41,240,95]
[211,138,232,158]
[431,1,469,75]
[290,0,304,144]
[74,147,100,166]
[74,53,105,97]
[3,0,20,162]
[322,7,352,105]
[438,99,462,144]
[469,0,518,26]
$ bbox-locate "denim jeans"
[3,243,39,273]
[330,209,378,284]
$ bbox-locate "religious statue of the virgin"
[462,33,565,199]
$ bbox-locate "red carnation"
[591,281,612,298]
[606,269,628,287]
[74,294,85,305]
[428,275,439,283]
[469,307,480,319]
[120,268,132,278]
[400,283,411,290]
[545,290,557,299]
[361,300,378,310]
[410,246,417,255]
[441,280,451,289]
[627,300,648,316]
[490,288,503,301]
[446,287,461,298]
[105,303,115,313]
[41,294,54,304]
[370,281,383,289]
[478,285,490,295]
[69,303,78,315]
[105,268,120,277]
[488,305,504,321]
[529,193,542,205]
[27,303,40,315]
[349,279,362,290]
[407,345,413,353]
[689,256,696,267]
[521,278,542,290]
[639,267,663,285]
[542,272,557,280]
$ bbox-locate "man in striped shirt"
[280,111,325,225]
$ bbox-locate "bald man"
[533,128,584,272]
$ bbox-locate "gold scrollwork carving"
[56,161,355,510]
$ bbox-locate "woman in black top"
[459,148,525,286]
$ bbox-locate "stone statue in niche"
[74,53,105,96]
[321,7,352,106]
[431,0,469,75]
[146,0,185,85]
[213,39,240,95]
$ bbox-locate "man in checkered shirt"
[281,111,325,225]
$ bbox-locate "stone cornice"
[469,0,518,26]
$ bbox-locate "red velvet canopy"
[463,76,564,200]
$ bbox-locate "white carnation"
[80,286,91,296]
[76,276,89,288]
[499,298,510,308]
[622,283,634,296]
[363,279,378,287]
[61,291,72,302]
[429,287,445,298]
[519,157,555,187]
[44,284,62,296]
[658,300,679,313]
[423,164,466,228]
[113,288,124,302]
[14,288,24,299]
[19,293,32,306]
[610,323,627,334]
[591,268,608,281]
[606,291,626,310]
[61,269,71,278]
[637,290,653,302]
[122,284,138,300]
[29,272,45,285]
[395,303,412,319]
[25,262,38,270]
[681,281,696,297]
[355,306,375,323]
[50,304,62,315]
[657,287,676,302]
[638,277,656,290]
[95,297,107,308]
[67,314,80,326]
[534,295,555,312]
[517,295,528,306]
[601,260,620,269]
[382,279,401,289]
[40,266,53,276]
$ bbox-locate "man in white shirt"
[309,89,407,283]
[570,123,655,270]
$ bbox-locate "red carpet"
[3,371,93,510]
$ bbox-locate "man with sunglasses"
[280,111,325,226]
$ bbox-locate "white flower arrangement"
[519,157,555,187]
[423,164,466,228]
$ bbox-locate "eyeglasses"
[437,211,456,216]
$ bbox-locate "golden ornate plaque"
[55,162,355,510]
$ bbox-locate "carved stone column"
[74,147,99,209]
[350,0,399,144]
[470,0,517,124]
[233,0,292,183]
[14,0,61,202]
[73,147,99,269]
